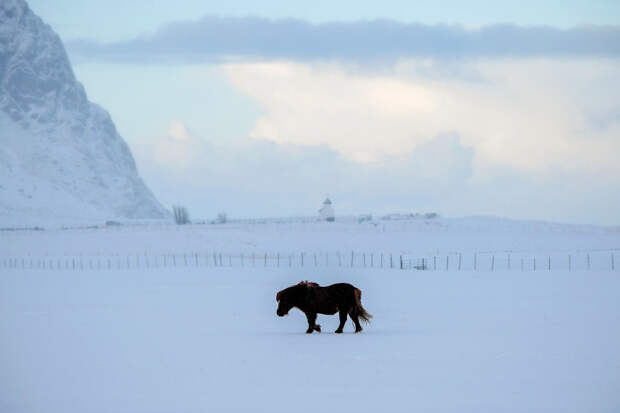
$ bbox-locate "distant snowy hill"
[0,0,169,226]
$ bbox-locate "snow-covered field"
[1,217,619,412]
[2,216,620,255]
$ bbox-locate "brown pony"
[276,281,372,333]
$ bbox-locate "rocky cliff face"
[0,0,169,224]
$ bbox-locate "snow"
[1,216,618,257]
[1,267,619,413]
[1,217,619,412]
[0,0,168,225]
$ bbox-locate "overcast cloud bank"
[67,17,620,63]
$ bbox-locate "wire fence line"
[0,250,618,272]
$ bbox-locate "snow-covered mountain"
[0,0,169,226]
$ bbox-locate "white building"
[318,197,335,222]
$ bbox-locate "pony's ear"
[276,291,282,302]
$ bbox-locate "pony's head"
[276,288,294,316]
[276,281,319,316]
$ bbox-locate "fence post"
[363,253,366,267]
[381,253,383,268]
[370,253,373,268]
[400,255,403,270]
[533,257,536,271]
[474,253,477,271]
[264,253,267,267]
[446,255,449,271]
[491,255,495,271]
[548,256,551,271]
[314,253,317,267]
[433,256,436,271]
[458,254,462,271]
[219,253,223,266]
[390,254,393,269]
[351,251,354,267]
[612,253,615,271]
[277,253,280,267]
[301,252,304,267]
[521,257,524,271]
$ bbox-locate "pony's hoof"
[334,329,343,334]
[355,328,363,333]
[306,329,314,334]
[314,325,321,332]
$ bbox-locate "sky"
[28,0,620,225]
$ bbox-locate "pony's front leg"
[305,312,320,333]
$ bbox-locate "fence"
[0,250,617,272]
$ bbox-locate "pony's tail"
[354,288,373,324]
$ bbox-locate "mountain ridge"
[0,0,169,225]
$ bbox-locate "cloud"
[151,120,206,168]
[66,17,620,63]
[132,121,620,225]
[133,121,475,217]
[222,58,620,175]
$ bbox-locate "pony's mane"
[276,281,319,301]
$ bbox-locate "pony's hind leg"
[335,309,348,333]
[349,309,363,333]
